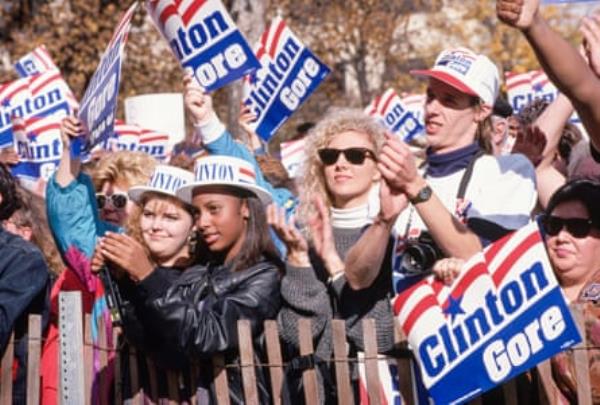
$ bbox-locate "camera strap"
[402,149,485,241]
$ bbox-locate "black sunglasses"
[318,147,376,166]
[96,193,129,210]
[541,215,596,238]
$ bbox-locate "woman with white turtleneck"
[268,108,398,403]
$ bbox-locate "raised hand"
[378,178,408,225]
[377,133,422,197]
[511,125,547,167]
[496,0,540,30]
[99,232,154,282]
[308,196,344,277]
[59,115,84,148]
[238,102,263,151]
[581,13,600,77]
[0,148,19,166]
[183,74,216,126]
[266,204,310,267]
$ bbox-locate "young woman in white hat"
[98,156,281,403]
[95,164,197,279]
[91,164,198,401]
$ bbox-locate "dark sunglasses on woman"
[541,215,596,238]
[96,193,129,209]
[318,147,376,166]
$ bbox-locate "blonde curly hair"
[296,107,386,220]
[92,151,157,190]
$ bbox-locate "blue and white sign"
[366,88,424,142]
[0,72,71,148]
[147,0,260,92]
[14,45,58,78]
[393,222,581,404]
[11,114,63,196]
[78,2,137,153]
[242,17,330,141]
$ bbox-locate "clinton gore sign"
[147,0,260,92]
[393,222,580,403]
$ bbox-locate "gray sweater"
[277,226,396,361]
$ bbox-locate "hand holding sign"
[60,116,85,150]
[183,74,217,126]
[0,149,20,166]
[496,0,540,30]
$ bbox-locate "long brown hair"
[194,194,282,272]
[11,187,65,276]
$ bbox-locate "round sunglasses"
[96,193,129,210]
[317,147,376,166]
[541,215,596,238]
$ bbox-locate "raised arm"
[379,135,482,256]
[497,0,600,152]
[184,75,296,214]
[344,179,407,289]
[55,116,83,188]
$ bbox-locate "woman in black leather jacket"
[98,156,282,403]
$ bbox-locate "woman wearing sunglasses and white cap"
[107,156,281,403]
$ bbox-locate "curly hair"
[92,151,157,191]
[0,163,22,220]
[296,108,386,220]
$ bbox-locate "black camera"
[401,231,444,276]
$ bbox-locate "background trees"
[0,0,587,147]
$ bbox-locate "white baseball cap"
[128,165,195,204]
[177,156,272,205]
[411,47,500,106]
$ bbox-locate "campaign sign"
[109,120,170,160]
[0,72,71,148]
[280,138,306,178]
[14,45,58,77]
[11,114,63,196]
[366,88,424,142]
[146,0,260,92]
[78,2,137,153]
[505,70,581,124]
[393,222,580,404]
[242,17,329,141]
[401,93,426,133]
[14,45,80,110]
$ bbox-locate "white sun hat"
[177,156,272,205]
[128,165,195,204]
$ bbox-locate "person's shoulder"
[0,230,47,272]
[475,153,535,177]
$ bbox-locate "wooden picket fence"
[0,293,594,404]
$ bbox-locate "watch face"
[414,185,432,204]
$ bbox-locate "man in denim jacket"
[0,164,49,404]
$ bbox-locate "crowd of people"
[0,0,599,403]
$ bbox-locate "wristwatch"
[410,184,433,205]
